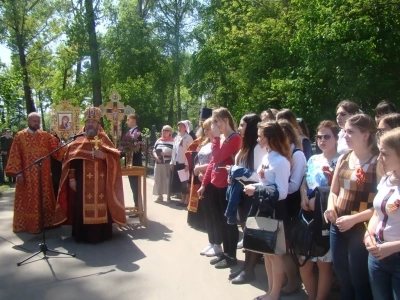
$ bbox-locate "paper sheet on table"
[177,169,189,182]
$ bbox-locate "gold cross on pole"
[99,91,135,147]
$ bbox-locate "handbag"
[243,210,286,255]
[289,186,331,266]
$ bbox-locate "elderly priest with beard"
[54,107,126,243]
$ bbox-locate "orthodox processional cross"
[99,91,135,147]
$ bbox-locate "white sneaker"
[237,239,243,249]
[200,244,213,255]
[205,244,223,257]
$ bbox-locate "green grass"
[0,184,10,196]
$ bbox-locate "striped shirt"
[153,139,174,164]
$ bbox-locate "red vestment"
[5,129,64,233]
[185,137,202,213]
[54,129,126,235]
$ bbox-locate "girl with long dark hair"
[228,113,267,283]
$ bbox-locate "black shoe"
[231,271,255,284]
[210,254,226,265]
[215,256,237,269]
[228,268,244,280]
[129,214,139,218]
[176,202,183,206]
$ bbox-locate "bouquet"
[118,131,142,153]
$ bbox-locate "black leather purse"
[243,211,285,254]
[289,186,331,266]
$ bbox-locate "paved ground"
[0,176,312,300]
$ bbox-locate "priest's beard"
[86,128,98,137]
[28,125,39,132]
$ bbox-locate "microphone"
[70,132,87,139]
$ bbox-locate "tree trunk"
[16,33,36,114]
[176,66,181,121]
[62,68,68,90]
[76,60,82,84]
[85,0,102,107]
[38,90,46,131]
[168,79,175,125]
[174,26,181,121]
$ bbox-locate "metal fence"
[142,137,155,171]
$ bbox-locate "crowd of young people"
[153,100,400,300]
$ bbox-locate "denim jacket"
[225,166,252,224]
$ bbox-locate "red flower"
[322,166,333,186]
[356,168,366,186]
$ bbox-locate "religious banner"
[50,99,81,142]
[99,91,134,147]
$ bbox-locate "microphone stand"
[16,134,81,266]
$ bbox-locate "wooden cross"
[99,91,135,147]
[91,136,101,150]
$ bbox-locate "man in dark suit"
[126,113,142,217]
[0,129,13,183]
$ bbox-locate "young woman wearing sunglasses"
[299,120,340,300]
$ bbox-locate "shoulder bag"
[243,209,286,255]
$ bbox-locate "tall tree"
[84,0,102,106]
[101,0,170,129]
[0,65,26,130]
[154,0,199,121]
[0,0,68,114]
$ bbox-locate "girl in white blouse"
[365,127,400,300]
[244,121,291,300]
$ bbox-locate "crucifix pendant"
[90,136,101,159]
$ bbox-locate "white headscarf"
[178,120,190,134]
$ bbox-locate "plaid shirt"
[336,151,378,217]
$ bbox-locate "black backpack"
[289,186,331,267]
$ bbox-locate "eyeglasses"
[315,134,332,141]
[162,129,170,132]
[376,128,386,137]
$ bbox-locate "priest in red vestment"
[53,107,126,243]
[6,112,65,233]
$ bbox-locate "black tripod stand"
[16,134,80,266]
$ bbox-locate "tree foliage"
[2,0,400,134]
[0,0,69,114]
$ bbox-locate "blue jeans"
[330,223,373,300]
[369,252,400,300]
